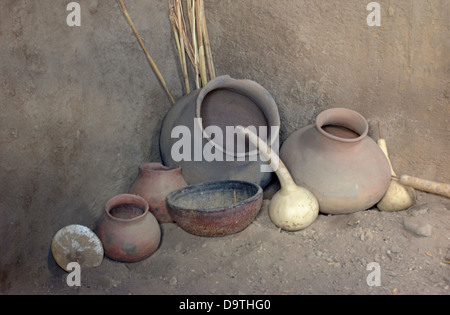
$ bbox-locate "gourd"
[237,126,319,231]
[377,123,450,208]
[376,124,416,212]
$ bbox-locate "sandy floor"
[8,186,449,295]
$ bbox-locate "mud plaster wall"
[0,0,448,290]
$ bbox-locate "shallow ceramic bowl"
[166,181,263,237]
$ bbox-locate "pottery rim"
[105,193,149,223]
[139,162,181,173]
[167,180,263,213]
[316,107,369,143]
[194,75,280,159]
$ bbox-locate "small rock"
[87,0,99,14]
[306,252,315,259]
[175,243,183,252]
[169,276,177,286]
[360,228,373,241]
[403,217,433,237]
[445,249,450,261]
[409,207,429,217]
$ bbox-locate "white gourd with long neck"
[237,126,319,231]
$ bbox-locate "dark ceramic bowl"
[166,181,263,237]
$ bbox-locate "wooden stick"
[399,175,450,199]
[119,0,175,104]
[187,0,200,89]
[169,5,183,73]
[200,0,215,80]
[170,2,195,67]
[196,0,207,87]
[170,2,191,93]
[179,2,196,71]
[175,0,190,94]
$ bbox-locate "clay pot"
[95,194,161,262]
[129,162,187,223]
[280,108,391,214]
[159,75,280,188]
[166,180,263,237]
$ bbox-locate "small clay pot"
[280,108,391,214]
[129,163,187,223]
[95,194,161,262]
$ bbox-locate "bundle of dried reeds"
[169,0,216,94]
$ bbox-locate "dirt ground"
[7,185,449,295]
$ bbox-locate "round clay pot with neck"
[280,107,391,214]
[95,194,161,262]
[129,162,187,223]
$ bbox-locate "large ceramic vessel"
[280,108,391,214]
[129,162,187,223]
[95,194,161,262]
[159,75,280,188]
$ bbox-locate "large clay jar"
[95,194,161,263]
[129,162,187,223]
[280,108,391,214]
[159,75,280,188]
